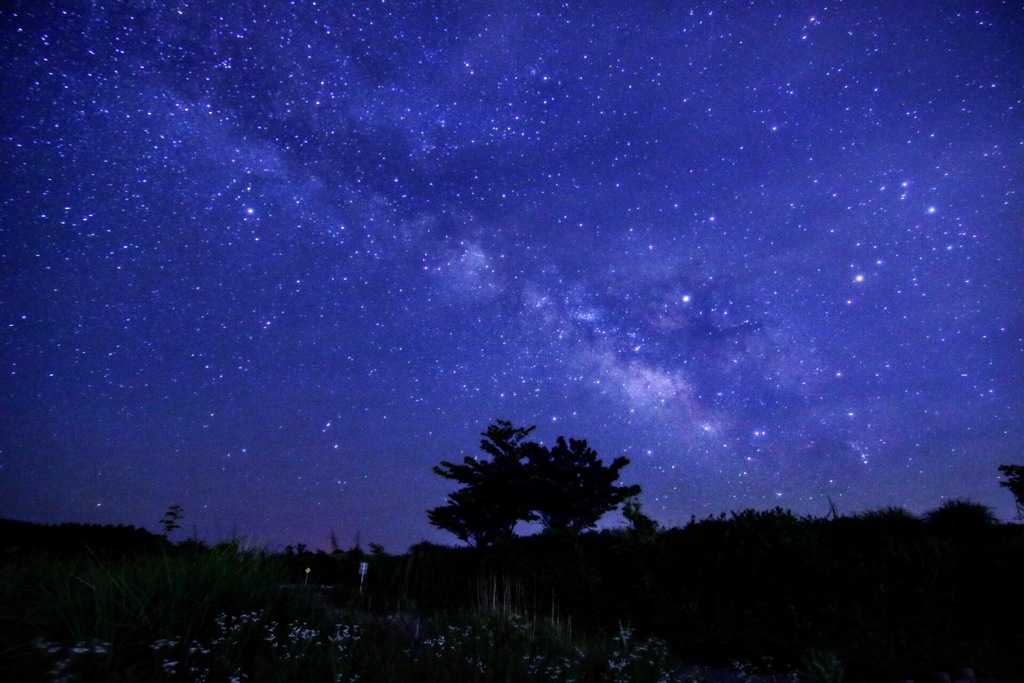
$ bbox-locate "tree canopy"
[428,420,642,546]
[998,464,1024,520]
[524,435,640,532]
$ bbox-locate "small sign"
[359,562,368,577]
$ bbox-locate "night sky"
[2,2,1022,552]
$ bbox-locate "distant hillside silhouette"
[0,518,169,558]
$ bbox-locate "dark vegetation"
[1,434,1021,681]
[429,421,641,547]
[0,518,171,559]
[999,464,1024,521]
[3,501,1022,681]
[404,503,1024,680]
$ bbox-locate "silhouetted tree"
[428,420,642,545]
[428,421,538,547]
[622,495,660,541]
[526,436,641,533]
[998,464,1024,520]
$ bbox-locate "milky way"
[2,2,1022,550]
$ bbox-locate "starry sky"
[2,1,1022,551]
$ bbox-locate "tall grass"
[18,542,289,644]
[2,544,688,682]
[1,541,307,680]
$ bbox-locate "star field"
[1,2,1022,550]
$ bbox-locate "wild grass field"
[1,502,1021,682]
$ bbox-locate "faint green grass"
[799,649,844,683]
[3,546,689,681]
[1,542,305,679]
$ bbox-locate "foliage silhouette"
[622,495,660,541]
[428,421,539,547]
[5,496,1024,681]
[923,498,998,533]
[998,463,1024,520]
[0,518,169,559]
[525,435,641,533]
[388,506,1024,680]
[160,503,184,537]
[428,420,641,545]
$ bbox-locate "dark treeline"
[0,518,170,559]
[288,504,1023,681]
[3,503,1022,681]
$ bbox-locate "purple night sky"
[2,2,1022,551]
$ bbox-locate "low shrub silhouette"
[924,498,999,533]
[352,508,1024,681]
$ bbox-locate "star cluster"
[1,2,1021,550]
